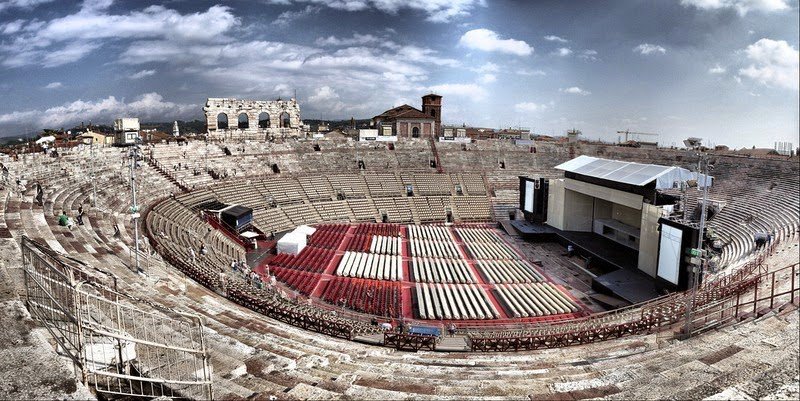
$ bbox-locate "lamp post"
[90,142,97,207]
[128,142,143,274]
[682,151,709,338]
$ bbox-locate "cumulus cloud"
[272,5,320,26]
[680,0,790,16]
[634,43,666,55]
[428,83,487,100]
[738,38,799,91]
[514,102,547,113]
[0,0,55,13]
[268,0,484,22]
[309,85,340,103]
[44,81,62,89]
[478,73,496,84]
[708,64,726,74]
[516,69,546,76]
[472,62,499,73]
[553,47,572,57]
[560,86,591,95]
[0,92,196,130]
[0,2,240,67]
[544,35,568,43]
[315,33,383,47]
[458,28,533,56]
[579,49,598,61]
[129,69,156,79]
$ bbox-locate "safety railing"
[21,236,213,399]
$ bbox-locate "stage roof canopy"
[555,155,712,189]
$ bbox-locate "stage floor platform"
[511,221,661,304]
[593,268,661,304]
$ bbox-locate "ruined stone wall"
[203,97,303,140]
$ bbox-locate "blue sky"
[0,0,797,148]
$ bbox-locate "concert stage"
[510,220,660,304]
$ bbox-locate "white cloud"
[309,85,340,103]
[472,62,499,73]
[0,92,196,129]
[0,0,55,13]
[634,43,666,55]
[738,38,799,91]
[1,19,26,34]
[514,102,547,113]
[428,83,487,100]
[579,49,598,61]
[0,3,240,67]
[270,0,485,22]
[272,5,320,26]
[315,33,383,47]
[553,47,572,57]
[458,28,533,56]
[680,0,790,16]
[129,69,156,79]
[478,73,496,84]
[274,84,293,96]
[44,81,62,89]
[560,86,591,95]
[544,35,568,43]
[40,41,101,68]
[516,68,546,76]
[708,64,726,74]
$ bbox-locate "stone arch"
[280,112,291,128]
[237,113,249,129]
[258,112,270,128]
[412,126,420,138]
[217,113,228,129]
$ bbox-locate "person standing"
[76,205,85,225]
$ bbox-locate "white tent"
[35,136,55,144]
[277,231,307,255]
[295,225,317,236]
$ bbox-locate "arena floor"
[255,223,589,326]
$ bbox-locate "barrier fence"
[20,236,213,399]
[466,244,799,351]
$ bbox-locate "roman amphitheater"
[0,136,798,400]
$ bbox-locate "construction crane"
[617,130,658,145]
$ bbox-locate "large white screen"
[657,225,683,285]
[524,181,535,212]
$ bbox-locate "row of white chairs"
[335,251,402,281]
[369,235,401,255]
[476,260,545,284]
[406,225,452,242]
[408,238,460,259]
[494,283,578,317]
[415,283,500,320]
[411,257,476,284]
[464,240,517,260]
[455,227,504,243]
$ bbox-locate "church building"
[372,94,442,139]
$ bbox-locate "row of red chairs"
[308,229,347,249]
[271,266,320,295]
[345,234,373,252]
[321,277,402,317]
[269,246,334,273]
[314,224,350,234]
[353,223,401,237]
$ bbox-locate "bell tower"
[421,93,442,136]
